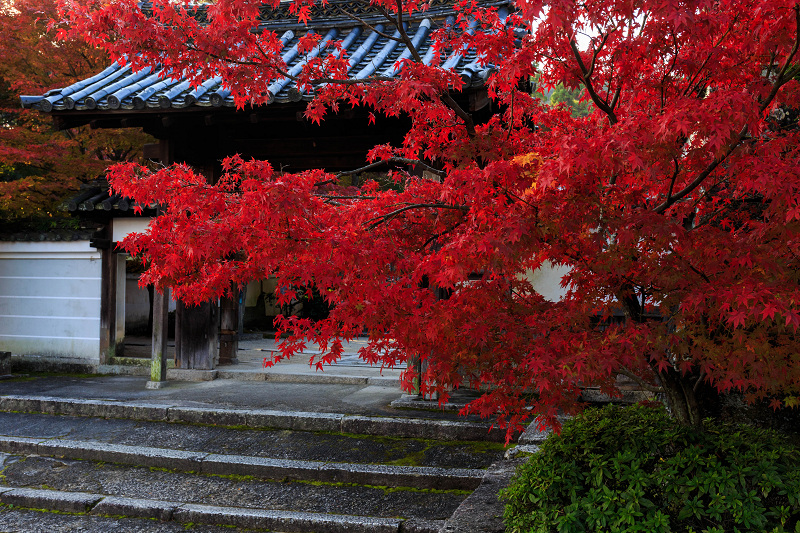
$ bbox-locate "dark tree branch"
[654,9,799,215]
[334,5,404,42]
[335,157,445,178]
[569,32,618,125]
[367,203,469,228]
[682,27,733,97]
[760,5,800,111]
[376,1,477,137]
[420,220,465,250]
[666,157,679,201]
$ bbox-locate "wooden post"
[175,299,218,370]
[237,288,246,336]
[114,254,126,357]
[97,225,116,365]
[219,283,239,365]
[146,288,170,389]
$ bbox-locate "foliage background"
[0,0,151,232]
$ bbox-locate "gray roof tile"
[22,0,511,113]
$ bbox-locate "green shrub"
[503,404,800,533]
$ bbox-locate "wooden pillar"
[175,300,218,370]
[146,288,170,389]
[219,284,239,365]
[97,225,116,365]
[114,254,126,357]
[146,138,222,373]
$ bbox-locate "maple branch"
[253,38,278,67]
[665,157,679,201]
[569,34,618,125]
[366,203,469,228]
[335,158,445,178]
[661,30,681,110]
[692,369,706,393]
[310,75,395,85]
[667,245,711,283]
[320,195,378,200]
[375,2,477,137]
[656,10,800,215]
[334,5,404,42]
[682,27,733,98]
[609,83,621,112]
[759,5,800,113]
[420,221,465,251]
[585,31,610,80]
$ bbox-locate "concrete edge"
[0,394,503,442]
[390,395,465,412]
[0,436,483,490]
[504,444,540,459]
[36,439,208,471]
[91,495,180,521]
[318,462,483,491]
[264,372,370,385]
[0,486,433,533]
[401,519,446,533]
[174,503,403,533]
[166,369,218,382]
[517,424,552,445]
[0,487,104,513]
[438,458,528,533]
[341,415,507,443]
[3,353,403,384]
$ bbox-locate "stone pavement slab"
[0,374,488,423]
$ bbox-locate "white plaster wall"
[523,261,572,302]
[125,273,151,331]
[0,241,102,361]
[112,217,152,242]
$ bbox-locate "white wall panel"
[523,261,572,303]
[0,241,102,361]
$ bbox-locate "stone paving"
[0,344,544,532]
[120,334,405,386]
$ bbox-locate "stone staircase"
[0,394,533,532]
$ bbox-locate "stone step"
[0,485,444,532]
[0,453,458,532]
[0,505,247,533]
[0,392,517,532]
[0,435,485,490]
[0,411,504,471]
[0,394,507,442]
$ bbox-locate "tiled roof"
[60,181,154,216]
[0,229,98,242]
[21,0,512,113]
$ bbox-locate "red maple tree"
[58,0,800,434]
[0,0,149,227]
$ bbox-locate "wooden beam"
[469,89,491,112]
[142,143,161,160]
[143,139,174,164]
[90,118,125,129]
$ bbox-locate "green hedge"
[503,404,800,533]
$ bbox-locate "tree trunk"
[652,364,723,430]
[618,290,722,430]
